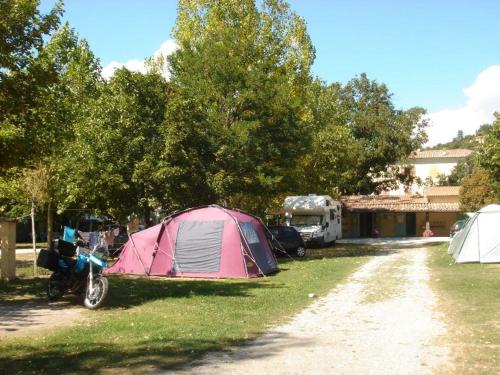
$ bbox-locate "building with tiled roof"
[408,148,473,186]
[385,148,473,197]
[341,188,462,238]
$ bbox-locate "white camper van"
[284,194,342,246]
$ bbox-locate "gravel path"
[172,247,450,374]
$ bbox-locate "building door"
[406,213,416,237]
[395,213,406,236]
[350,213,360,238]
[359,212,373,237]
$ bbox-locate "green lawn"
[428,243,500,374]
[0,245,370,373]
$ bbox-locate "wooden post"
[31,200,38,277]
[0,217,17,281]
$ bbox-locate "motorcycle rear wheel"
[47,273,65,301]
[83,276,109,309]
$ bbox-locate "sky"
[40,0,500,145]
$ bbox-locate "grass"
[428,243,500,374]
[0,245,373,374]
[0,254,51,285]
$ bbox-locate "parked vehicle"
[449,219,467,237]
[284,194,342,246]
[37,239,109,309]
[268,226,307,257]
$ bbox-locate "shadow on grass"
[0,336,254,374]
[104,277,279,309]
[0,278,47,302]
[0,329,314,374]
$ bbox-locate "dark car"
[450,219,467,237]
[268,226,307,257]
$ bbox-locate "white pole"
[31,200,38,277]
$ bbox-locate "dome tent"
[449,204,500,263]
[107,205,279,278]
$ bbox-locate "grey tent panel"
[174,220,224,273]
[240,221,277,274]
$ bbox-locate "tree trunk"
[31,200,38,277]
[46,200,53,246]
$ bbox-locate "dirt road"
[0,299,84,339]
[174,247,450,374]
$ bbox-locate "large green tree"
[0,0,63,169]
[479,112,500,197]
[161,0,315,212]
[340,74,428,193]
[460,168,497,211]
[0,24,102,243]
[300,75,428,196]
[64,68,168,224]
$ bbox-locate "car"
[268,225,307,257]
[450,219,467,237]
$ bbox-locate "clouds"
[101,39,178,80]
[426,65,500,146]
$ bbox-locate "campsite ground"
[1,242,499,373]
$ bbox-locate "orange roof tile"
[410,149,473,159]
[341,195,460,212]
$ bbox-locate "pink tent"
[107,205,279,278]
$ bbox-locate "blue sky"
[41,0,500,144]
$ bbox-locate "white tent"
[449,204,500,263]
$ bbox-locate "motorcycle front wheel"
[83,275,109,309]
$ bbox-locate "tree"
[299,75,428,196]
[162,0,315,212]
[459,168,496,211]
[297,80,360,197]
[64,68,168,224]
[0,0,63,169]
[340,74,428,193]
[0,24,102,243]
[479,112,500,198]
[437,155,477,186]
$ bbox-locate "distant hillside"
[425,124,492,151]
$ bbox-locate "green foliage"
[0,0,431,220]
[459,168,497,211]
[437,155,477,186]
[0,24,102,221]
[0,0,63,169]
[426,124,493,151]
[163,0,314,209]
[64,68,168,221]
[300,76,428,196]
[479,113,500,197]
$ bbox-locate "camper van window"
[290,215,323,226]
[330,209,335,220]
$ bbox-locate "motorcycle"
[37,239,110,309]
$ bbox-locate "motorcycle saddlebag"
[56,240,77,257]
[36,249,59,271]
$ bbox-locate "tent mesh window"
[174,220,224,273]
[239,221,277,273]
